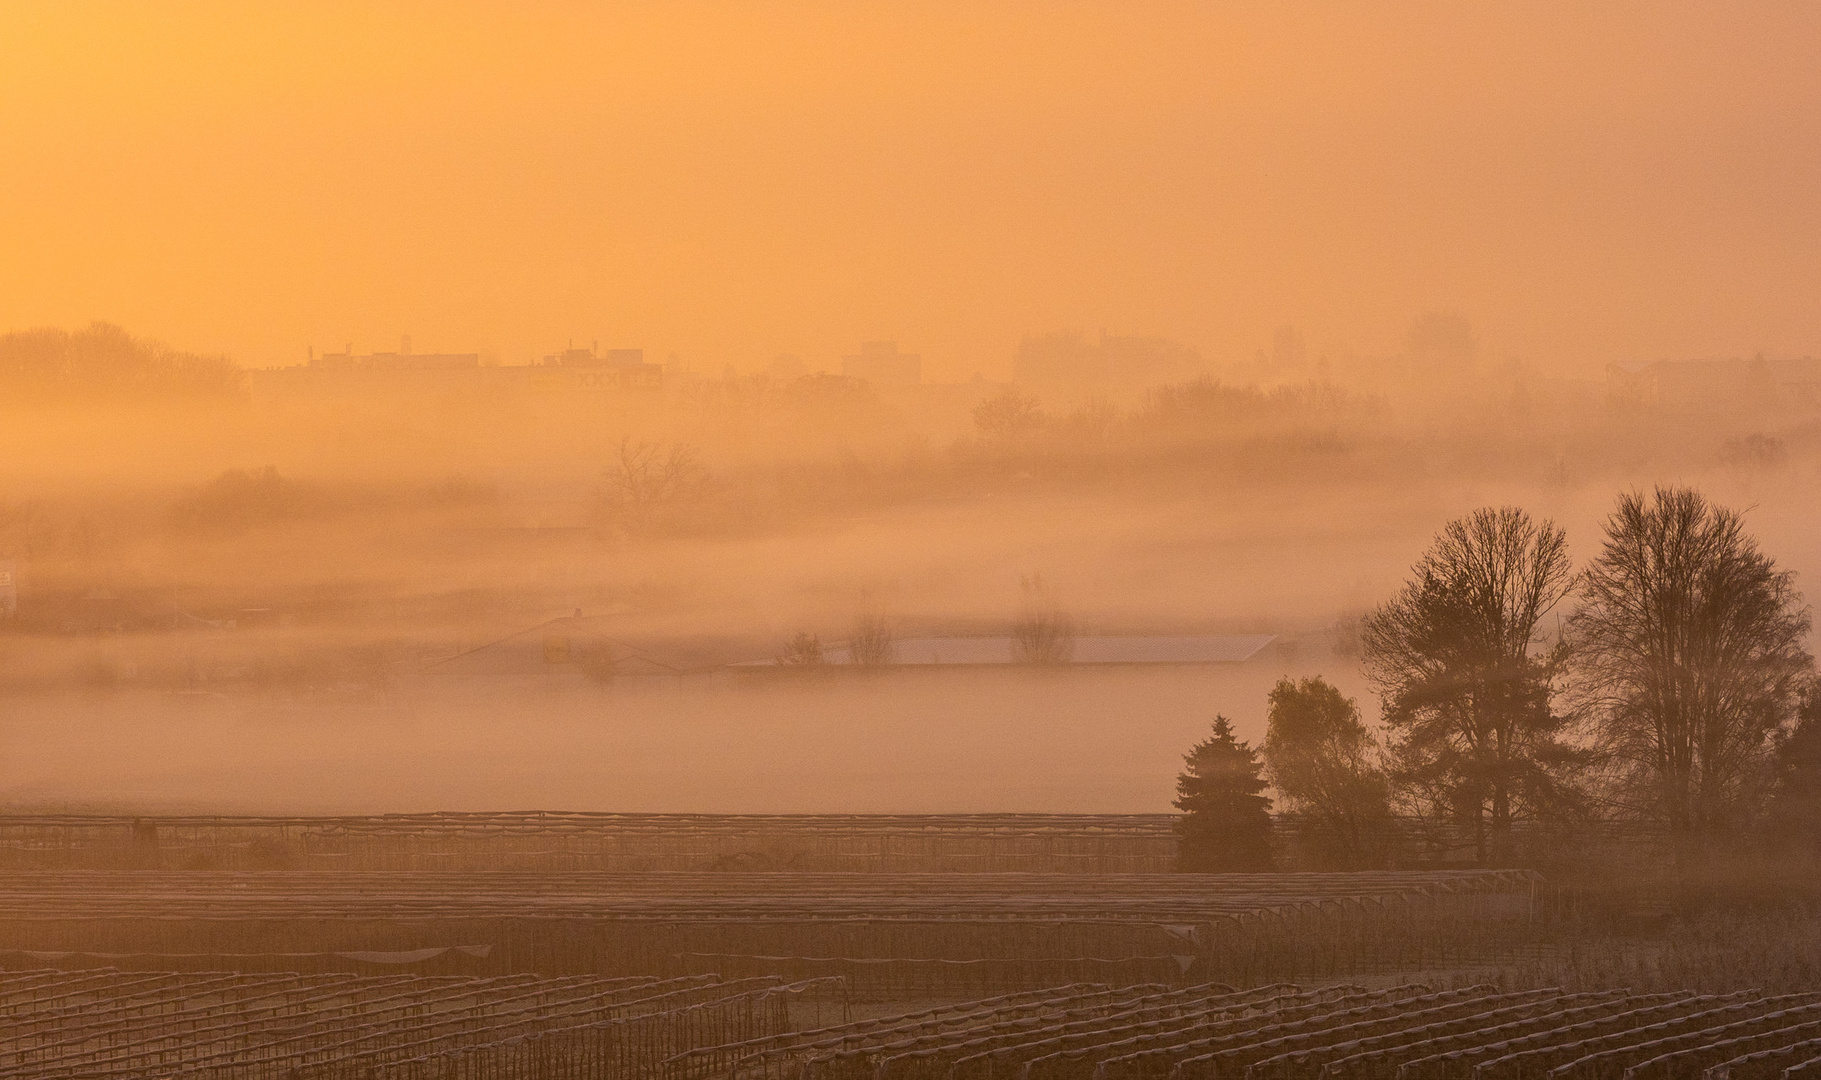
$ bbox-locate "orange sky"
[3,2,1817,377]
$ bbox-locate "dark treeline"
[0,323,243,402]
[0,321,1813,774]
[0,321,1803,553]
[1176,486,1819,902]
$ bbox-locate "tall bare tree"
[1011,575,1075,665]
[848,591,897,667]
[1363,506,1584,864]
[601,438,707,533]
[1570,487,1813,864]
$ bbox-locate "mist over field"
[1,3,1818,818]
[17,13,1821,1061]
[0,329,1816,813]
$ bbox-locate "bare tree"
[0,322,244,401]
[848,592,896,667]
[1570,487,1813,865]
[973,388,1045,438]
[601,438,707,531]
[1362,506,1585,864]
[1011,575,1075,665]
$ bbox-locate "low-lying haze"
[1,4,1817,815]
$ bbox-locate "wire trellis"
[0,870,1545,996]
[676,986,1821,1080]
[0,968,848,1080]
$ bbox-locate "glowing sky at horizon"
[4,2,1818,377]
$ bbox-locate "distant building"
[0,561,14,620]
[541,344,664,388]
[1014,332,1201,394]
[13,584,233,635]
[842,341,921,388]
[767,354,807,379]
[313,338,479,372]
[1607,357,1821,416]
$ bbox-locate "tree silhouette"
[775,632,825,667]
[1571,487,1813,865]
[972,388,1044,438]
[1174,716,1274,872]
[600,438,708,534]
[0,322,243,401]
[1011,575,1075,665]
[848,590,896,667]
[1763,683,1821,855]
[1363,506,1586,865]
[1262,676,1395,869]
[173,467,316,533]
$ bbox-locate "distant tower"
[401,335,412,355]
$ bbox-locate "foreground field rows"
[0,870,1539,994]
[6,974,1821,1080]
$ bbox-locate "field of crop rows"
[0,871,1540,996]
[11,974,1821,1080]
[0,813,1182,873]
[0,968,847,1080]
[674,982,1821,1080]
[0,813,1665,875]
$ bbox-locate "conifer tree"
[1174,716,1275,871]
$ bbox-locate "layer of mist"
[0,323,1816,812]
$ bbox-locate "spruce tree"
[1174,716,1275,871]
